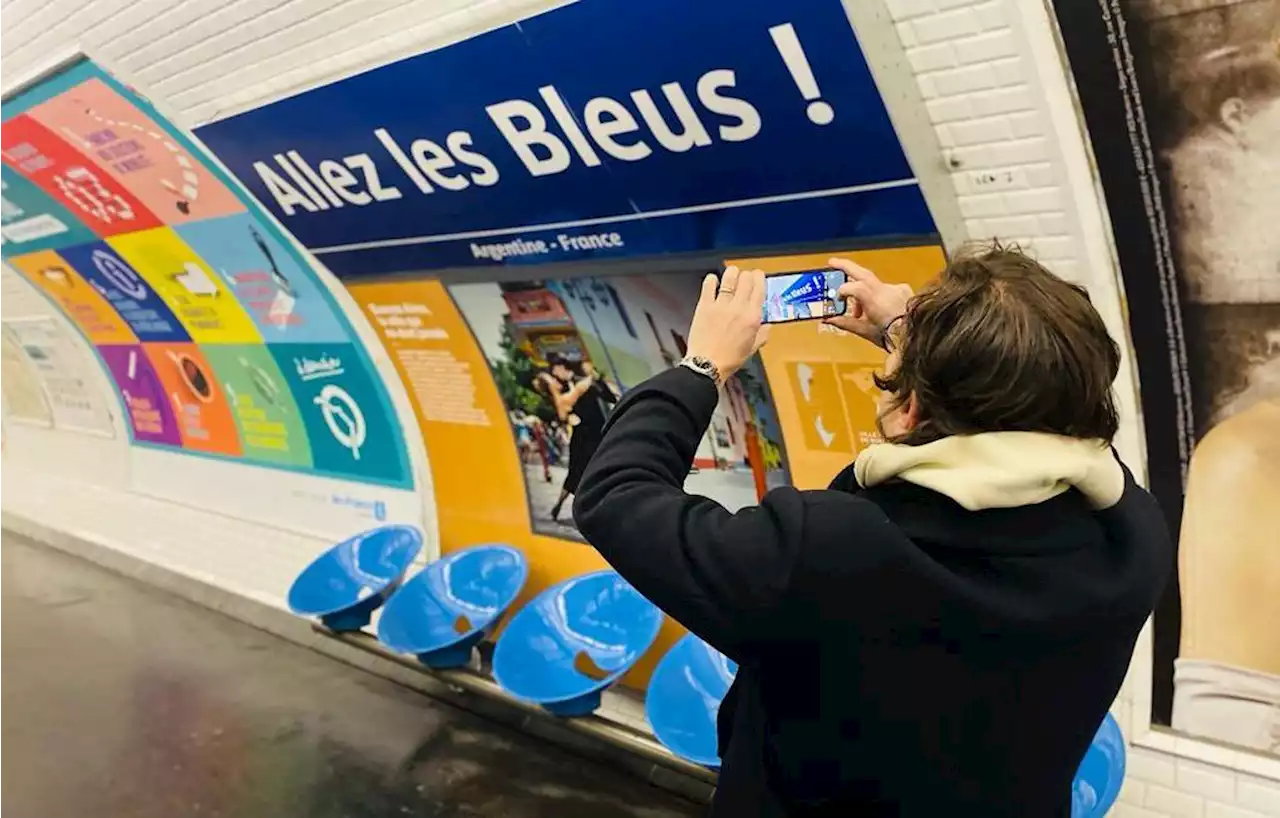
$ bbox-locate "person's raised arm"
[824,257,914,350]
[583,362,619,405]
[572,268,802,659]
[541,372,589,423]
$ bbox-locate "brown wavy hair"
[875,241,1121,446]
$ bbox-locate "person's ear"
[902,391,921,432]
[1220,97,1248,134]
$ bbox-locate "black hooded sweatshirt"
[573,368,1171,817]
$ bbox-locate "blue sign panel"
[195,0,936,277]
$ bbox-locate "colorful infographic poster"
[55,241,188,342]
[6,248,138,344]
[24,77,244,225]
[1,57,410,488]
[175,213,349,344]
[200,344,311,467]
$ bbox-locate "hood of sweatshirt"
[854,432,1125,512]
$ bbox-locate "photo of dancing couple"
[449,271,790,543]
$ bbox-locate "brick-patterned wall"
[884,0,1147,468]
[890,0,1075,272]
[0,0,566,127]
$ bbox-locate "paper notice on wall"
[3,319,115,436]
[0,261,49,318]
[1,328,53,425]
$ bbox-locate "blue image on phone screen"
[761,269,848,323]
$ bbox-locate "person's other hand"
[824,257,913,346]
[686,266,770,382]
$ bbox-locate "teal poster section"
[0,170,98,252]
[1,57,411,488]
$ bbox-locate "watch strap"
[678,356,721,386]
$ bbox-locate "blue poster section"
[194,0,937,277]
[0,167,98,254]
[57,241,190,341]
[174,213,350,344]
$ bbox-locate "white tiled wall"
[884,0,1146,470]
[1,0,569,127]
[891,0,1069,264]
[2,0,1277,809]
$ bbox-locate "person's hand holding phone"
[824,257,914,347]
[686,266,770,382]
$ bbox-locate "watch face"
[684,357,717,377]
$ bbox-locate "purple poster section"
[96,344,181,445]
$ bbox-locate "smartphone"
[761,269,848,324]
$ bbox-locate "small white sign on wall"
[2,261,54,317]
[3,319,115,436]
[2,328,54,426]
[129,446,434,559]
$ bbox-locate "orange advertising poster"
[345,279,680,678]
[727,245,947,489]
[348,248,944,686]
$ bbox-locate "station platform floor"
[0,532,702,818]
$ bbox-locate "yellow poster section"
[727,245,947,489]
[347,279,671,686]
[107,227,261,344]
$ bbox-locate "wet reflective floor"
[1,533,702,818]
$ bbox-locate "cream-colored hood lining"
[854,432,1125,511]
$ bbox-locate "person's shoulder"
[760,484,885,514]
[1180,402,1280,542]
[753,487,915,600]
[1097,454,1174,597]
[1190,401,1280,483]
[1103,452,1168,529]
[761,485,905,552]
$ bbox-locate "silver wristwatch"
[678,355,721,386]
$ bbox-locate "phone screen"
[761,269,848,324]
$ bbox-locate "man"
[573,245,1171,816]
